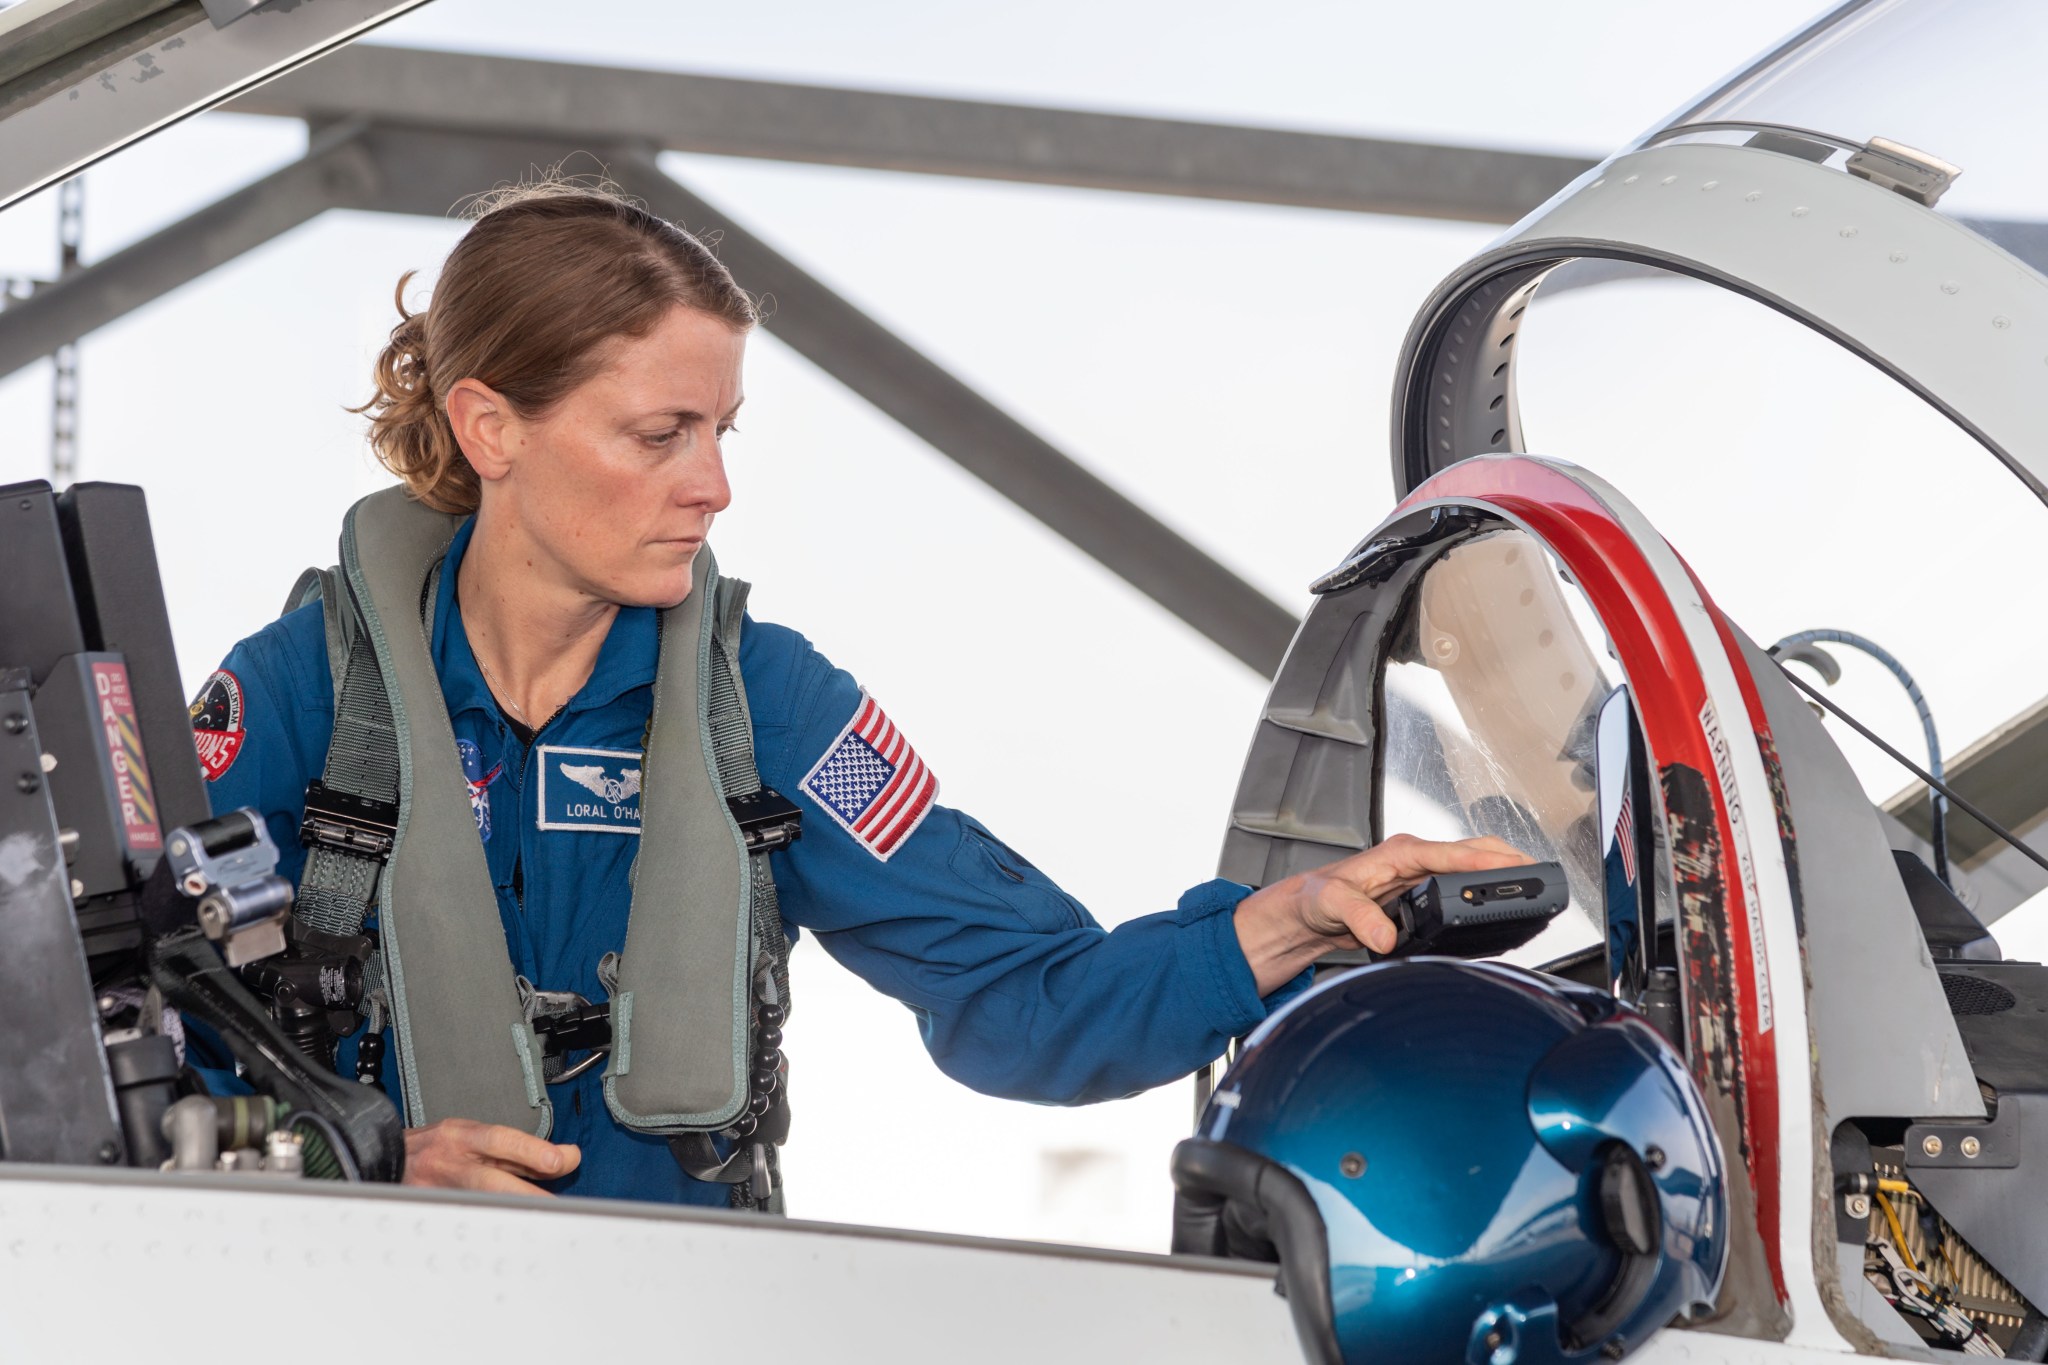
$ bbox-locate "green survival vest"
[286,488,792,1205]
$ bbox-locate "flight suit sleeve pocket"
[949,816,1087,933]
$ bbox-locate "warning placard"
[92,660,162,853]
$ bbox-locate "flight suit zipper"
[503,704,566,930]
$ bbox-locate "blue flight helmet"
[1171,959,1726,1365]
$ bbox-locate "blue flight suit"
[193,517,1296,1205]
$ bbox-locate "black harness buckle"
[299,779,399,863]
[727,786,803,855]
[532,1000,613,1058]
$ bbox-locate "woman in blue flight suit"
[190,183,1520,1205]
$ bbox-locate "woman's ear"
[445,377,516,484]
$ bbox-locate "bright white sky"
[3,0,2044,1251]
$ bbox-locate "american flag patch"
[800,692,938,861]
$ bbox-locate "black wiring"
[1772,662,2048,879]
[1771,630,1950,888]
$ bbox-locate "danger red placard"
[92,660,162,853]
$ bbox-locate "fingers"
[1311,876,1400,955]
[1454,834,1526,861]
[1377,831,1528,876]
[401,1119,580,1191]
[1337,832,1529,896]
[468,1122,580,1178]
[1345,897,1400,956]
[484,1143,580,1180]
[1309,833,1534,945]
[464,1167,557,1198]
[1235,830,1544,991]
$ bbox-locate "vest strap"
[294,602,400,939]
[665,577,793,1212]
[339,491,547,1136]
[288,492,784,1175]
[600,553,759,1134]
[708,578,792,1005]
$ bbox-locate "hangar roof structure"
[0,0,1597,678]
[0,0,2040,920]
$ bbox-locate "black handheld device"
[1383,861,1570,959]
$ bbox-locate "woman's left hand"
[1232,832,1530,995]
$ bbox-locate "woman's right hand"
[1232,832,1529,994]
[401,1117,581,1196]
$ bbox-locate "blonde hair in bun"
[352,174,757,513]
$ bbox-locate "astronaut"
[189,181,1520,1207]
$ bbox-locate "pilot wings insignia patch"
[799,691,938,862]
[559,764,643,805]
[537,745,644,834]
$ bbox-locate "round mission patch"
[189,668,246,781]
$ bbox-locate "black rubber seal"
[1171,1137,1342,1365]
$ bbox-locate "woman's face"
[488,304,746,610]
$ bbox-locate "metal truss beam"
[0,0,431,213]
[0,123,1300,674]
[1888,693,2048,923]
[350,124,622,219]
[225,45,1596,225]
[620,149,1301,673]
[0,122,379,381]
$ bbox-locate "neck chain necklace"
[475,651,556,727]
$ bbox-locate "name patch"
[537,745,643,835]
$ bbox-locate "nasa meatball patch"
[799,691,938,862]
[537,745,643,834]
[189,669,247,782]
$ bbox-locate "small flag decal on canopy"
[800,691,938,861]
[1614,794,1638,887]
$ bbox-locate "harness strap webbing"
[670,579,792,1212]
[706,581,791,1000]
[295,574,400,939]
[289,525,783,1178]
